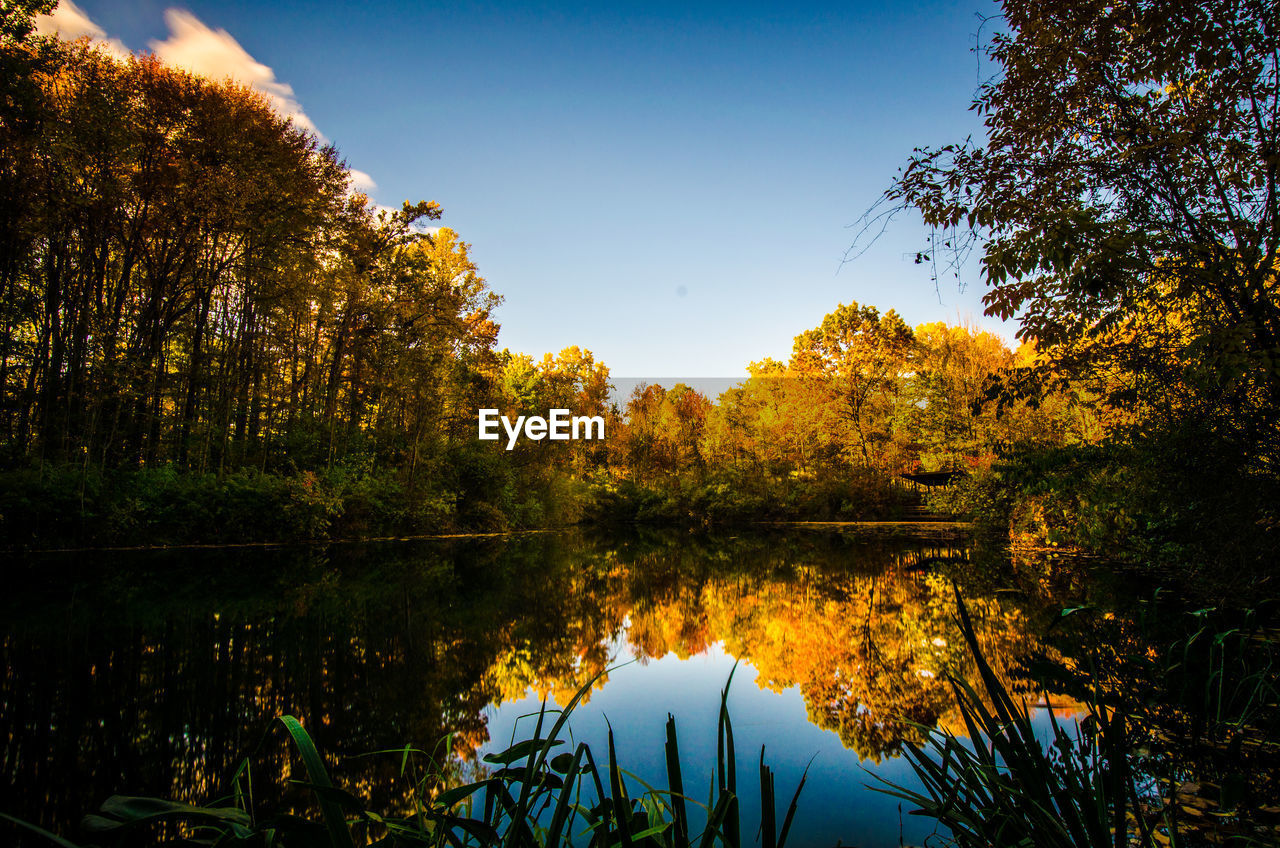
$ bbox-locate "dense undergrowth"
[927,425,1280,577]
[0,464,480,547]
[0,463,915,548]
[586,469,913,527]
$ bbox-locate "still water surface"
[1,528,1073,846]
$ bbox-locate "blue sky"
[49,0,1009,376]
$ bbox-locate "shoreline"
[6,519,975,555]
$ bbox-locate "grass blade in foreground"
[278,715,357,848]
[68,662,811,848]
[872,588,1163,848]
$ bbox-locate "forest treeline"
[1,5,1275,572]
[0,28,1051,546]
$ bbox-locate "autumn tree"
[614,384,675,480]
[613,383,712,481]
[790,302,915,468]
[869,0,1280,459]
[492,346,613,495]
[0,38,514,489]
[897,323,1009,469]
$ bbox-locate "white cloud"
[35,0,102,39]
[349,169,377,193]
[34,0,130,59]
[33,4,391,200]
[34,4,319,139]
[149,9,322,140]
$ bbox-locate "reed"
[76,669,807,848]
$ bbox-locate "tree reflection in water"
[0,529,1067,838]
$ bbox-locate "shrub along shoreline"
[0,463,920,550]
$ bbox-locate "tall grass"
[870,589,1280,848]
[872,590,1156,848]
[74,669,807,847]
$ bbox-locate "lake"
[1,527,1085,847]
